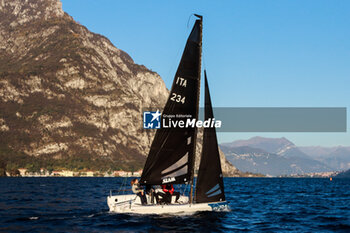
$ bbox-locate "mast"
[140,16,202,187]
[189,14,202,204]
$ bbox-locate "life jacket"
[162,184,174,195]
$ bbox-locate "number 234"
[170,93,185,104]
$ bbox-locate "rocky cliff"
[0,0,240,175]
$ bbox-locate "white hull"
[107,194,228,214]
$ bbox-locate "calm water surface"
[0,177,349,232]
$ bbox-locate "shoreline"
[0,176,338,179]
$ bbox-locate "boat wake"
[212,204,231,212]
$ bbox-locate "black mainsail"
[195,70,225,203]
[140,17,202,186]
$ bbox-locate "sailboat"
[107,15,228,214]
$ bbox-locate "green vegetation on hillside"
[0,143,143,176]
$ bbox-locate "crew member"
[131,178,147,205]
[161,184,180,204]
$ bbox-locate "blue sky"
[61,0,350,146]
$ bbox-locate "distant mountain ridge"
[336,169,350,178]
[220,137,337,176]
[299,146,350,171]
[222,136,294,155]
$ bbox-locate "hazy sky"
[61,0,350,146]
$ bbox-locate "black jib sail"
[195,70,225,203]
[140,18,202,185]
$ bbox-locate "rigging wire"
[187,14,196,29]
[164,13,196,89]
[117,176,128,195]
[202,52,207,72]
[181,183,189,197]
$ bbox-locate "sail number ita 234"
[170,77,188,104]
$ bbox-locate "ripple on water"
[0,177,350,232]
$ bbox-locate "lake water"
[0,177,349,232]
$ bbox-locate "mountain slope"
[336,169,350,178]
[0,0,239,175]
[0,0,169,171]
[222,136,294,155]
[299,146,350,171]
[221,137,332,176]
[220,145,294,176]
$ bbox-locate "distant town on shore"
[3,168,143,178]
[1,167,341,178]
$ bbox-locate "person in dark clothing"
[145,184,160,204]
[156,192,167,204]
[161,184,180,204]
[131,179,147,205]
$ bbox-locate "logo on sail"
[143,110,161,129]
[162,177,176,184]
